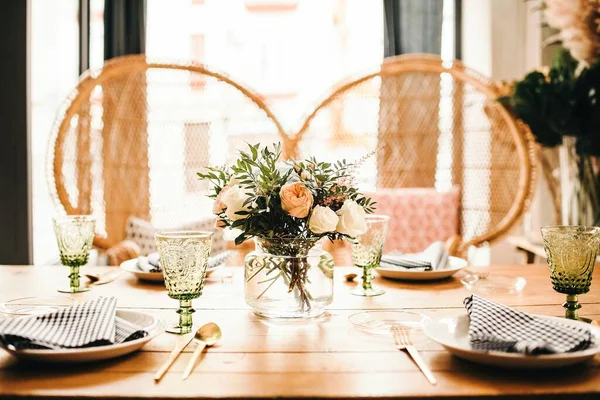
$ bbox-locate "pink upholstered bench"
[366,186,461,253]
[325,186,461,265]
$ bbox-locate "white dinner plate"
[2,310,163,363]
[120,258,222,282]
[375,256,468,281]
[424,313,600,369]
[120,259,165,282]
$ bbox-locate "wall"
[461,0,544,264]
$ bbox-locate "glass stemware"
[541,225,600,321]
[53,215,96,293]
[155,230,213,334]
[350,215,390,297]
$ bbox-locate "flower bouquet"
[198,143,375,318]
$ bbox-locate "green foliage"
[499,49,600,156]
[198,143,375,245]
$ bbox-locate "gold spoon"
[181,322,222,380]
[84,271,123,286]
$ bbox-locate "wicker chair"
[289,54,537,257]
[47,55,286,263]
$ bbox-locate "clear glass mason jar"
[244,237,334,318]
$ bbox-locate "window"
[30,0,459,262]
[31,0,79,263]
[146,0,385,133]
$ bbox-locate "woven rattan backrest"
[49,54,536,253]
[48,55,287,248]
[289,54,537,253]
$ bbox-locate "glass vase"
[244,237,334,319]
[559,137,600,225]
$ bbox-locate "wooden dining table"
[0,264,599,399]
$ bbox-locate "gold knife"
[154,333,195,382]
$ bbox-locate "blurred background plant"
[499,0,600,226]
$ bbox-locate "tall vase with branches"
[500,1,600,225]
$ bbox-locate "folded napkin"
[137,253,161,273]
[464,295,595,355]
[380,242,449,271]
[0,297,147,350]
[138,251,233,273]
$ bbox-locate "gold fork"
[392,325,437,385]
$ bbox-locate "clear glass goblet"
[351,215,390,297]
[53,215,96,293]
[541,225,600,322]
[155,230,213,334]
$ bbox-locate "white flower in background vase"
[221,185,250,221]
[308,206,339,234]
[336,199,368,237]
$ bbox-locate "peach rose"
[212,186,230,214]
[279,182,313,218]
[214,218,227,228]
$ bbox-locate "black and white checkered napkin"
[380,242,449,271]
[0,297,147,350]
[464,295,595,355]
[138,251,233,273]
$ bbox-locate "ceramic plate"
[424,313,600,369]
[461,273,527,294]
[2,310,163,363]
[120,258,222,282]
[375,256,468,281]
[348,310,430,336]
[0,296,78,317]
[120,259,165,282]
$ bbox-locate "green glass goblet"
[351,215,390,297]
[53,215,96,293]
[541,225,600,322]
[155,230,213,334]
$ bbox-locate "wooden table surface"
[1,264,599,400]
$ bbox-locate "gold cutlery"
[181,323,222,380]
[392,325,437,385]
[85,270,123,286]
[154,332,196,382]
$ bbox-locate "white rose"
[228,175,241,186]
[221,185,250,221]
[336,199,367,237]
[308,206,339,234]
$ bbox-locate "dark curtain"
[378,0,445,188]
[383,0,444,57]
[101,0,149,253]
[0,1,30,264]
[104,0,146,60]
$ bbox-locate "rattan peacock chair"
[288,54,537,259]
[47,55,287,264]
